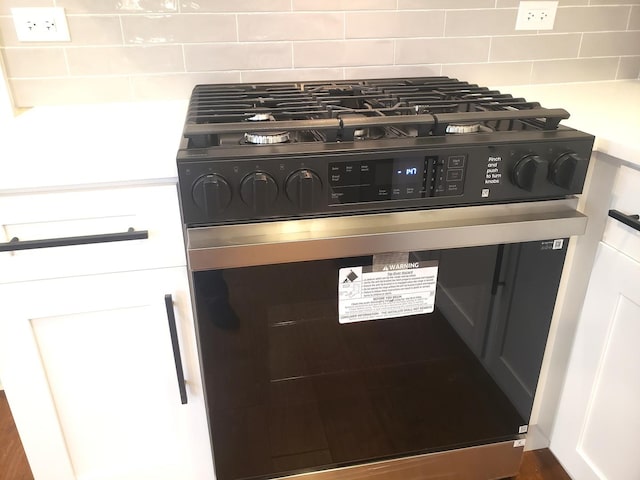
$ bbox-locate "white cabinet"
[551,164,640,479]
[0,184,214,480]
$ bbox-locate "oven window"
[193,242,564,480]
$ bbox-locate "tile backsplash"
[0,0,639,106]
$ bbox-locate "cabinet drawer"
[0,184,186,283]
[603,164,640,263]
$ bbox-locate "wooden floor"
[515,449,572,480]
[0,391,33,480]
[0,390,571,480]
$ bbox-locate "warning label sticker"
[338,260,439,324]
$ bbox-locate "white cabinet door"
[551,243,640,480]
[0,267,214,480]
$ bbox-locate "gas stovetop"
[180,77,571,149]
[176,77,594,227]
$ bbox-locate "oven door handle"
[187,199,588,271]
[0,228,148,252]
[164,294,188,405]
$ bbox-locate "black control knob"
[512,155,549,192]
[285,169,322,211]
[240,172,278,214]
[192,174,232,217]
[550,153,580,190]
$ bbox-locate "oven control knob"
[549,152,580,190]
[285,169,322,210]
[192,174,232,217]
[512,155,549,192]
[240,172,278,214]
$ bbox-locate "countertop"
[0,100,188,193]
[495,80,640,164]
[0,80,638,193]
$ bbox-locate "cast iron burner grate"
[183,77,570,149]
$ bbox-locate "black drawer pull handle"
[0,228,148,252]
[608,210,640,233]
[164,294,188,405]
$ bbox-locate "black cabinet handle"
[608,210,640,233]
[164,294,188,405]
[0,228,148,252]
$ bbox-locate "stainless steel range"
[176,77,594,480]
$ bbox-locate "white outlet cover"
[515,1,558,31]
[11,7,70,42]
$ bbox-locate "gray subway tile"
[346,11,445,39]
[580,31,640,57]
[131,72,241,100]
[617,57,640,80]
[628,6,640,31]
[56,0,178,14]
[490,34,581,62]
[398,0,494,9]
[122,14,236,44]
[184,43,292,71]
[531,57,619,83]
[66,45,184,75]
[553,6,630,33]
[441,62,533,86]
[10,76,132,106]
[180,0,290,12]
[396,37,490,65]
[293,40,394,68]
[588,0,639,4]
[238,13,343,41]
[445,9,524,37]
[3,47,67,77]
[292,0,396,10]
[66,15,124,45]
[344,64,441,79]
[0,0,54,15]
[496,0,587,6]
[240,68,344,82]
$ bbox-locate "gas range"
[176,77,594,227]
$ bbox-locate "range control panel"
[178,137,593,226]
[328,155,467,205]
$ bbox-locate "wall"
[0,0,639,106]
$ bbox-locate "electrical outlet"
[11,7,70,42]
[515,1,558,31]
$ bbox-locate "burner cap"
[247,113,275,122]
[243,131,291,144]
[445,123,481,134]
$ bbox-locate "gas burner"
[353,127,386,141]
[243,131,291,145]
[445,123,481,134]
[242,111,291,144]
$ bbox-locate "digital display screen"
[329,157,427,204]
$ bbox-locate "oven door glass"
[192,241,566,480]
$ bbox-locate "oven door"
[187,199,586,480]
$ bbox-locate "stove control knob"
[286,169,323,211]
[512,155,549,192]
[240,172,278,214]
[192,174,232,217]
[549,152,580,190]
